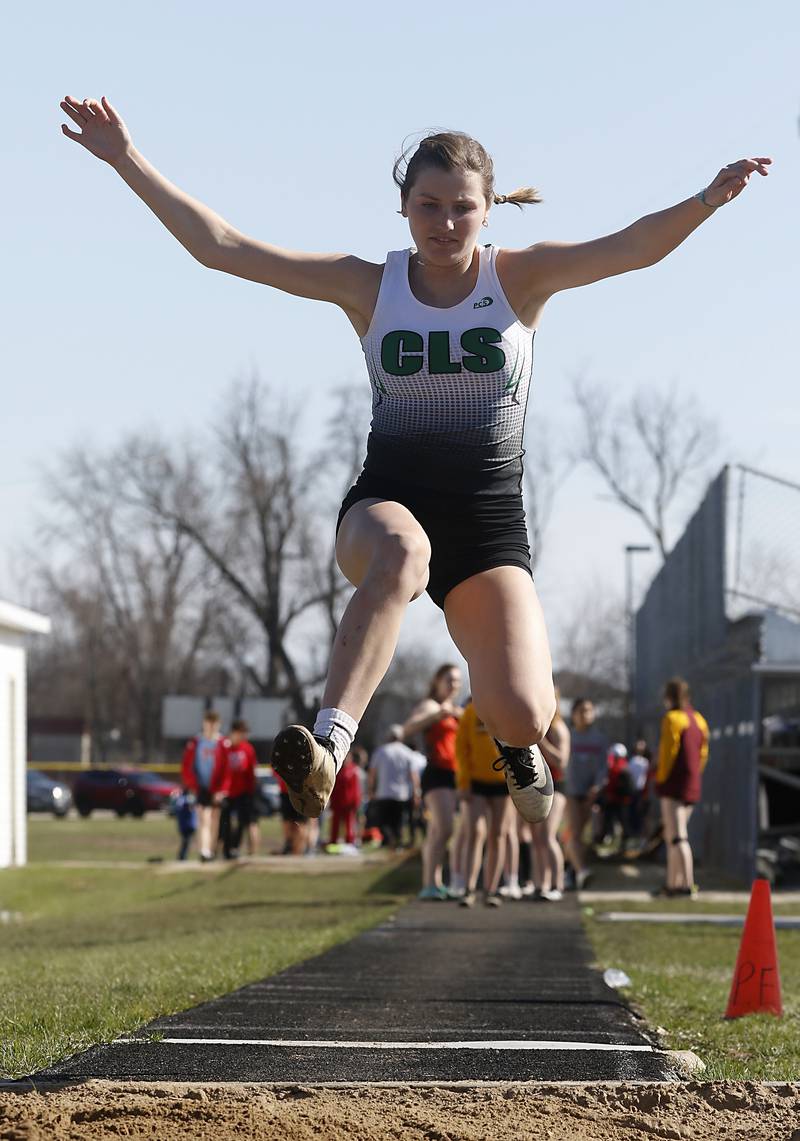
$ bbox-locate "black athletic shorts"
[421,764,456,794]
[336,472,532,610]
[196,787,213,808]
[470,779,509,798]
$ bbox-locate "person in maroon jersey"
[655,678,710,897]
[216,720,258,860]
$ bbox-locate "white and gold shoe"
[492,742,553,824]
[270,725,336,818]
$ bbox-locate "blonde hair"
[393,131,541,210]
[665,677,691,711]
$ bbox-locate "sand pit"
[1,1081,798,1140]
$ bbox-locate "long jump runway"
[34,896,678,1084]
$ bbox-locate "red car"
[72,769,179,818]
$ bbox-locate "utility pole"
[625,544,652,748]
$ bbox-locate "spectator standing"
[405,744,428,847]
[216,720,258,859]
[600,744,633,847]
[531,687,570,900]
[404,663,464,900]
[329,748,363,846]
[181,710,223,861]
[456,701,515,907]
[564,698,608,889]
[174,789,197,860]
[277,773,307,855]
[626,738,652,845]
[656,677,710,897]
[368,726,421,849]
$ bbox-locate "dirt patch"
[0,1081,798,1140]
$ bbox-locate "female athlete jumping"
[60,96,770,825]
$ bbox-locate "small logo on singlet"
[473,295,493,309]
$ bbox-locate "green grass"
[26,811,284,863]
[0,853,417,1079]
[584,899,800,1080]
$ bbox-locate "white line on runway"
[116,1037,656,1053]
[599,911,800,928]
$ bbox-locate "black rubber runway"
[35,896,677,1083]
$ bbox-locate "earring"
[482,218,489,228]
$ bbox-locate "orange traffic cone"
[724,878,782,1019]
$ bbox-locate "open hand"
[60,96,132,166]
[704,157,771,207]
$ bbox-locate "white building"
[0,600,51,868]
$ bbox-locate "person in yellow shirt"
[456,700,517,907]
[655,677,710,898]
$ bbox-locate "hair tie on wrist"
[695,189,717,210]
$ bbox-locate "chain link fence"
[635,465,800,884]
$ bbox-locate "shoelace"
[492,747,539,789]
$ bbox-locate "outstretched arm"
[59,96,376,312]
[500,157,771,305]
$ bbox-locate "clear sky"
[3,0,798,669]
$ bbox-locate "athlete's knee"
[483,690,557,747]
[366,528,430,597]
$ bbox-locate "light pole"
[625,544,652,748]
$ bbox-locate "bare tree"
[34,447,217,759]
[522,418,569,571]
[554,585,627,694]
[573,377,719,559]
[128,377,363,725]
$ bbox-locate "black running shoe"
[492,742,553,823]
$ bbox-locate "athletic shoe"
[270,725,336,818]
[459,891,476,908]
[484,892,502,908]
[443,885,465,900]
[672,884,700,899]
[418,885,447,901]
[650,884,676,899]
[505,883,523,901]
[576,868,593,891]
[520,882,535,898]
[541,888,563,902]
[492,743,553,823]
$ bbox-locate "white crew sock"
[313,707,359,773]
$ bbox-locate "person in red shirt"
[215,719,258,860]
[598,743,634,847]
[328,749,362,846]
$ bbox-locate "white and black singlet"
[337,244,535,608]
